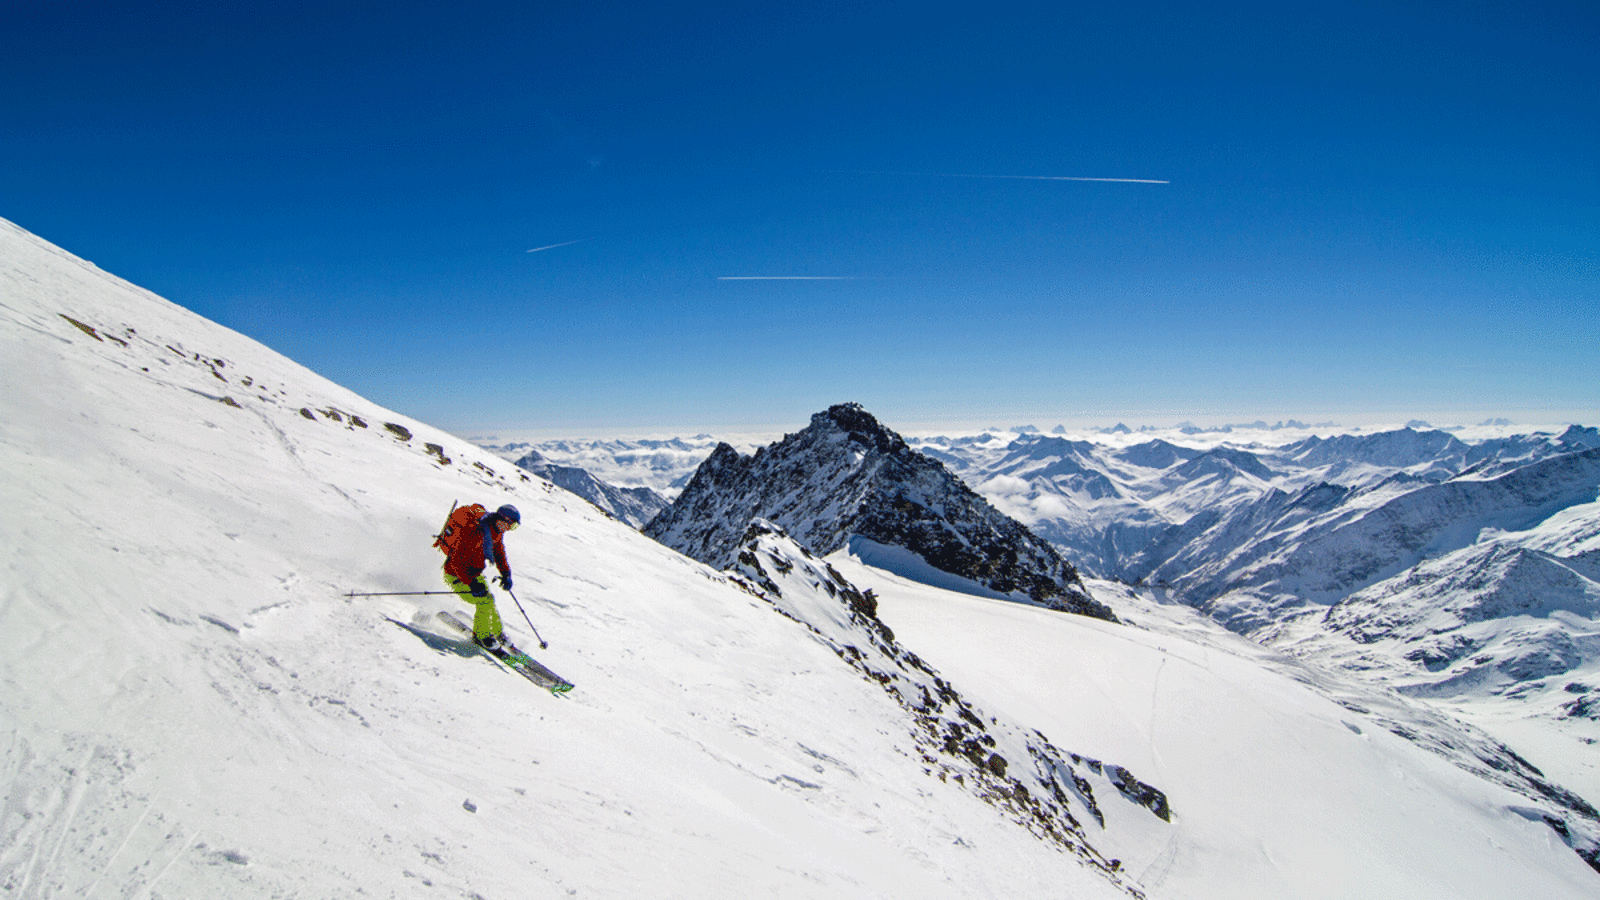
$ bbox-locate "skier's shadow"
[385,617,479,659]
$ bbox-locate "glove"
[497,574,513,591]
[470,579,488,598]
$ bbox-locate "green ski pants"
[443,569,503,639]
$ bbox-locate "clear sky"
[5,2,1597,438]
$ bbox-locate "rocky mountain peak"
[645,404,1116,621]
[1558,425,1600,451]
[813,402,909,456]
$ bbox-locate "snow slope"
[837,560,1599,899]
[3,216,1596,897]
[0,218,1145,899]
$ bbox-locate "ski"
[435,611,575,695]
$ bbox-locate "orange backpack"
[433,502,487,555]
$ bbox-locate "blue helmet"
[496,504,521,527]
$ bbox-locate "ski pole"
[506,588,548,649]
[344,590,458,598]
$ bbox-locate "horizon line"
[462,415,1594,444]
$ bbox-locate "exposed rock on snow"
[729,519,1165,889]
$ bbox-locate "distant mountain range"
[480,436,726,497]
[916,426,1600,732]
[509,448,669,528]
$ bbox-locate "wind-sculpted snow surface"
[646,404,1115,620]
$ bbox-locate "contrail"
[527,239,585,253]
[717,276,858,281]
[951,173,1169,184]
[837,169,1169,184]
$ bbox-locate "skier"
[437,503,522,651]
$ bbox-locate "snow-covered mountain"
[919,426,1600,824]
[863,569,1600,895]
[1320,541,1600,687]
[916,426,1598,583]
[1138,447,1600,619]
[645,403,1115,620]
[513,424,1599,784]
[509,448,669,528]
[5,215,1599,896]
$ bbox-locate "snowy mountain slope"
[918,429,1600,710]
[829,558,1600,899]
[964,437,1281,580]
[646,404,1113,619]
[6,216,1598,896]
[897,424,1600,868]
[478,417,1600,876]
[1327,543,1600,650]
[1056,435,1600,805]
[728,521,1165,892]
[488,425,1598,564]
[0,218,1154,900]
[1279,427,1474,478]
[1259,514,1600,801]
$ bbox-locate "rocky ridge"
[728,519,1167,892]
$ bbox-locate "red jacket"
[443,511,511,585]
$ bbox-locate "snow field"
[834,557,1600,899]
[2,218,1134,899]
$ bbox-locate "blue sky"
[5,2,1596,437]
